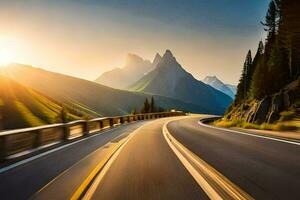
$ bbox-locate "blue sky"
[0,0,269,84]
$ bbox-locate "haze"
[0,0,269,84]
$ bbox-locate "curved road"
[89,118,208,200]
[0,116,299,200]
[168,117,300,200]
[0,121,150,199]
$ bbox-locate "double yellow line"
[163,120,254,200]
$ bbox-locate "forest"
[220,0,300,130]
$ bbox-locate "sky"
[0,0,269,84]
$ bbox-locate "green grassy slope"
[1,64,211,116]
[0,76,86,130]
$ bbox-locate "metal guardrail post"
[83,121,89,136]
[109,118,114,127]
[0,136,6,161]
[0,111,186,161]
[33,130,42,148]
[99,120,103,129]
[63,125,70,140]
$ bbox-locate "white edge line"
[162,122,223,200]
[0,121,142,174]
[32,126,136,196]
[198,121,300,146]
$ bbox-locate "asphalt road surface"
[168,117,300,200]
[0,121,150,200]
[89,118,208,200]
[1,116,299,200]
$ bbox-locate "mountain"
[203,76,236,99]
[129,50,232,114]
[225,84,237,96]
[95,54,156,89]
[1,63,213,116]
[0,75,84,130]
[152,53,162,67]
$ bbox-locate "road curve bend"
[167,116,300,200]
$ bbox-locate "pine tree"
[150,97,155,113]
[250,41,266,99]
[278,0,300,80]
[141,98,150,113]
[261,0,280,39]
[235,50,252,103]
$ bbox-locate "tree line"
[132,97,166,114]
[235,0,300,104]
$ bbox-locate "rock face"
[228,77,300,124]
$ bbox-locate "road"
[0,116,299,200]
[0,120,150,199]
[168,117,300,200]
[87,118,208,200]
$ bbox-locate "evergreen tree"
[261,0,280,39]
[229,0,300,114]
[150,97,155,113]
[278,0,300,80]
[249,41,264,98]
[141,98,150,113]
[235,50,252,103]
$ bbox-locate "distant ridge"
[2,63,213,116]
[95,54,154,89]
[129,50,232,114]
[203,76,236,99]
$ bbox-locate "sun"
[0,37,17,66]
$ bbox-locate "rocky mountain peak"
[152,53,162,67]
[162,49,176,62]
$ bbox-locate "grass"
[214,118,298,132]
[218,98,299,132]
[0,76,87,130]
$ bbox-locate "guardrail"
[0,112,185,161]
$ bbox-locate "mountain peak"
[125,53,144,65]
[203,75,236,99]
[162,49,176,62]
[203,75,218,83]
[152,53,162,67]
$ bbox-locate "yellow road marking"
[163,119,254,200]
[70,139,126,200]
[72,119,161,200]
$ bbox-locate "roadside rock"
[229,77,299,124]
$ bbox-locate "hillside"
[129,50,232,114]
[95,53,157,89]
[1,63,212,116]
[203,76,236,99]
[0,76,85,130]
[217,0,300,131]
